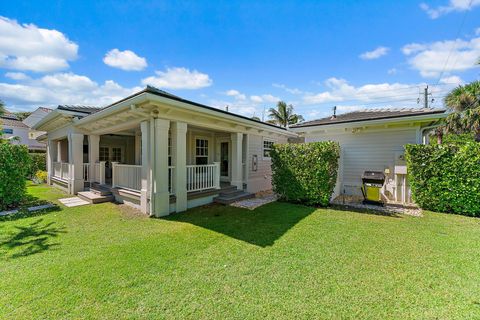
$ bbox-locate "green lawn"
[1,184,480,319]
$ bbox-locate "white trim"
[262,137,276,160]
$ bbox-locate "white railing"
[186,163,220,192]
[83,163,90,181]
[112,163,142,191]
[53,162,70,180]
[92,163,100,183]
[168,166,175,195]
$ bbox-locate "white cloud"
[249,94,281,104]
[272,83,303,94]
[359,46,390,60]
[420,0,480,19]
[224,89,246,100]
[402,37,480,77]
[142,67,212,89]
[0,72,141,110]
[475,27,480,35]
[387,68,398,75]
[5,72,29,80]
[103,49,147,71]
[0,16,78,72]
[439,75,463,85]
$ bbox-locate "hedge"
[270,141,340,206]
[0,143,31,210]
[405,142,480,216]
[27,152,46,178]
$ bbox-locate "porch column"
[135,132,141,165]
[46,139,57,185]
[68,133,84,194]
[171,121,187,212]
[231,132,243,189]
[57,141,62,162]
[140,121,150,214]
[88,135,100,182]
[152,118,170,217]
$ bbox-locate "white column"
[231,132,243,189]
[152,118,170,217]
[68,133,84,194]
[140,121,150,214]
[172,122,187,212]
[46,139,57,185]
[88,135,100,182]
[135,133,141,165]
[57,141,62,162]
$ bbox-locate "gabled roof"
[57,105,102,114]
[1,115,29,128]
[291,108,446,128]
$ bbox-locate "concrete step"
[77,191,114,204]
[89,183,112,196]
[218,188,245,197]
[214,191,255,205]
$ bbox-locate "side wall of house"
[304,126,420,198]
[246,133,288,194]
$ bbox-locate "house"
[33,86,296,217]
[23,107,52,142]
[1,112,47,151]
[289,108,446,204]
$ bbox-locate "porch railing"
[186,163,220,192]
[53,162,69,180]
[112,163,142,191]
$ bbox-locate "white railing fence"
[186,163,220,192]
[112,163,142,191]
[53,162,70,180]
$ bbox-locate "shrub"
[0,143,31,210]
[35,170,48,183]
[405,142,480,216]
[27,153,46,178]
[270,141,340,206]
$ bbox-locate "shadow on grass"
[166,201,315,247]
[0,194,61,222]
[0,218,66,259]
[330,204,403,218]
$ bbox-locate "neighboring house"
[23,107,52,141]
[33,86,296,217]
[290,108,446,204]
[0,112,47,151]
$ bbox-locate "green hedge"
[0,143,31,210]
[270,141,340,206]
[405,142,480,216]
[27,153,46,178]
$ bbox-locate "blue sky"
[0,0,479,120]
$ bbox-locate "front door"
[220,141,229,181]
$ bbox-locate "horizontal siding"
[305,127,419,196]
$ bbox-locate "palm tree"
[444,81,480,142]
[268,101,304,128]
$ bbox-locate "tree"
[444,81,480,142]
[251,116,261,121]
[0,100,5,116]
[268,101,304,128]
[13,111,31,121]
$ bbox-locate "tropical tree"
[444,81,480,141]
[268,101,304,127]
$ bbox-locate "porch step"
[214,186,255,205]
[89,183,113,196]
[77,191,114,204]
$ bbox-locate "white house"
[23,107,52,141]
[290,108,446,205]
[1,112,47,151]
[34,86,296,217]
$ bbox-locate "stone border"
[0,204,56,217]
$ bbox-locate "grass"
[1,184,480,319]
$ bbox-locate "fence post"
[111,162,119,188]
[213,162,221,189]
[99,161,106,185]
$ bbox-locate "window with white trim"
[263,139,275,159]
[112,147,122,162]
[99,147,109,162]
[195,138,209,165]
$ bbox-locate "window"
[112,147,122,162]
[195,138,208,165]
[2,128,13,134]
[263,139,275,159]
[99,147,109,162]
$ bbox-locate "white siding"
[305,126,419,197]
[246,133,288,193]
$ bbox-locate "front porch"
[46,120,249,216]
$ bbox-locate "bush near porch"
[270,141,339,206]
[27,152,46,179]
[0,143,31,210]
[405,142,480,216]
